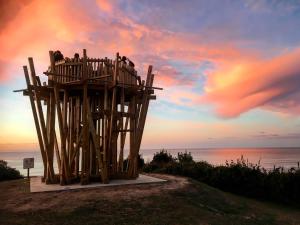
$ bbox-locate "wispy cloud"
[202,48,300,118]
[251,132,300,140]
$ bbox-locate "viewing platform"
[16,49,161,185]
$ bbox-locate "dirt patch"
[0,174,189,213]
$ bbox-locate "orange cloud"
[203,48,300,117]
[96,0,114,13]
[0,0,95,81]
[0,0,245,86]
[2,0,299,120]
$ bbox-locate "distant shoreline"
[1,147,300,176]
[0,146,300,153]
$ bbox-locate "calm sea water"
[1,148,300,176]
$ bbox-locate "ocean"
[1,148,300,176]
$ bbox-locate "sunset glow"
[1,0,300,151]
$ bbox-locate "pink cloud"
[0,0,245,84]
[96,0,114,13]
[0,0,96,81]
[2,0,300,120]
[202,48,300,117]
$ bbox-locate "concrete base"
[30,174,166,193]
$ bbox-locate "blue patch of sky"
[149,97,218,123]
[119,0,300,52]
[167,59,213,95]
[219,108,300,132]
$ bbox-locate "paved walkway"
[30,174,166,193]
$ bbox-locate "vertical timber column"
[75,97,81,178]
[127,95,137,177]
[108,53,119,176]
[136,68,154,177]
[81,49,90,184]
[23,66,47,180]
[54,85,71,185]
[128,65,153,178]
[28,58,55,183]
[49,51,60,180]
[118,80,125,172]
[102,85,109,183]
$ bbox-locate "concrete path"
[30,174,166,193]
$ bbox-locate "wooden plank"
[129,66,154,177]
[28,58,55,183]
[47,91,56,180]
[54,85,71,184]
[68,97,74,168]
[74,96,81,177]
[81,49,90,184]
[23,66,47,179]
[54,132,61,173]
[103,84,108,182]
[87,103,107,183]
[108,53,119,175]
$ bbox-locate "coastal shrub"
[0,160,23,181]
[143,150,300,207]
[152,149,174,164]
[123,154,145,171]
[177,151,194,164]
[144,149,174,172]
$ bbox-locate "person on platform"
[74,53,80,61]
[53,50,64,62]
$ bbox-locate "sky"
[1,0,300,151]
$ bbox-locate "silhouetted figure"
[74,53,80,59]
[53,50,64,62]
[128,60,135,68]
[120,56,127,65]
[120,55,135,68]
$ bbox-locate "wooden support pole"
[103,84,109,182]
[28,58,55,183]
[118,85,125,172]
[47,52,57,180]
[81,49,90,184]
[108,53,119,175]
[87,104,108,183]
[23,66,47,180]
[54,86,71,184]
[74,97,81,177]
[54,132,61,173]
[128,66,154,177]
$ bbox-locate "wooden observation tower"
[17,49,160,185]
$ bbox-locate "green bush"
[0,160,23,181]
[177,151,194,164]
[153,149,174,164]
[123,154,145,171]
[143,150,300,207]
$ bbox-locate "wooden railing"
[48,57,138,86]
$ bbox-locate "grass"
[0,175,300,225]
[143,150,300,206]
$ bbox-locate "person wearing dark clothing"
[121,56,127,65]
[128,60,135,68]
[74,53,80,59]
[120,55,135,68]
[53,50,64,62]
